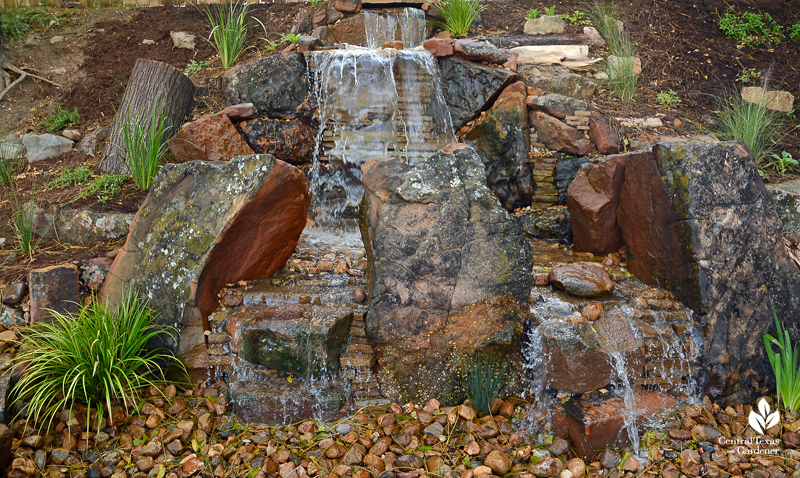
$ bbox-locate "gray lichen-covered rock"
[518,64,597,100]
[25,205,133,245]
[465,81,534,211]
[517,206,571,241]
[438,56,517,129]
[360,144,533,405]
[20,134,73,162]
[223,53,312,119]
[617,141,800,402]
[99,155,312,356]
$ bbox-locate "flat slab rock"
[549,264,614,297]
[99,155,311,356]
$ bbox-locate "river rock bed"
[4,384,800,478]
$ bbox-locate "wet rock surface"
[465,81,534,211]
[237,118,316,165]
[223,53,312,119]
[99,155,312,357]
[516,206,571,242]
[360,145,532,404]
[617,141,800,402]
[438,56,517,129]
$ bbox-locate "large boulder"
[617,141,800,402]
[465,81,534,211]
[223,53,312,119]
[20,133,73,163]
[518,64,597,100]
[767,179,800,242]
[554,155,593,204]
[528,94,588,119]
[168,112,255,163]
[99,155,312,356]
[360,144,533,404]
[531,111,595,156]
[438,56,517,129]
[237,118,317,165]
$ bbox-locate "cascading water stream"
[364,8,427,49]
[306,21,455,228]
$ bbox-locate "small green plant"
[561,11,592,26]
[737,67,763,84]
[0,144,23,186]
[717,9,784,48]
[184,59,211,75]
[525,8,540,20]
[544,5,556,16]
[431,0,485,38]
[715,91,782,165]
[790,22,800,43]
[656,89,681,106]
[202,0,250,69]
[10,185,53,259]
[119,99,172,190]
[764,305,800,413]
[764,151,799,174]
[263,39,278,51]
[10,291,183,431]
[280,33,301,44]
[81,174,129,204]
[47,166,91,189]
[308,0,322,6]
[41,106,79,133]
[463,352,508,416]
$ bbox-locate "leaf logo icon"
[749,398,779,434]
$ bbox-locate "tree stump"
[100,58,196,175]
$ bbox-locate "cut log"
[100,58,195,175]
[473,34,590,48]
[511,45,594,66]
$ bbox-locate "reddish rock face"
[548,264,614,297]
[333,0,361,14]
[423,38,454,57]
[222,103,255,122]
[588,111,620,154]
[168,112,255,163]
[564,390,677,460]
[531,111,594,156]
[568,152,646,254]
[28,264,80,324]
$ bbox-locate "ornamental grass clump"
[764,305,800,413]
[715,90,782,166]
[431,0,485,38]
[463,352,508,416]
[202,0,251,68]
[119,98,172,190]
[11,292,182,431]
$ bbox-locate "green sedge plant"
[463,352,508,416]
[119,99,172,190]
[590,1,639,102]
[202,0,251,69]
[431,0,485,38]
[10,291,184,431]
[10,184,53,260]
[764,305,800,413]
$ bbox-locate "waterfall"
[364,8,427,49]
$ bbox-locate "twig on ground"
[0,62,63,102]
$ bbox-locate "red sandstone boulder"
[28,264,80,324]
[423,38,454,57]
[589,111,620,154]
[168,112,255,163]
[568,153,645,254]
[531,111,595,156]
[99,155,311,359]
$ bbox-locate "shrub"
[202,0,250,69]
[715,91,782,165]
[42,106,79,133]
[11,292,181,430]
[463,352,508,416]
[764,305,800,413]
[119,99,172,190]
[717,9,784,48]
[431,0,485,38]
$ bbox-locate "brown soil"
[1,0,799,285]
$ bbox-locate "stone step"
[341,351,376,368]
[345,343,373,354]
